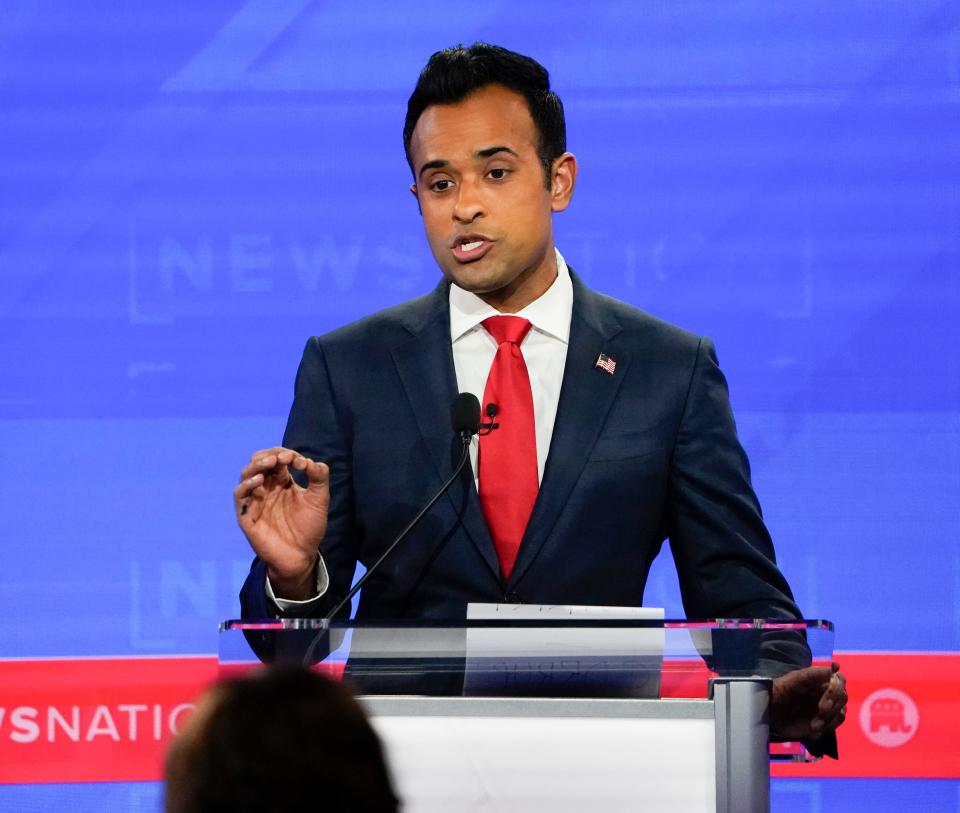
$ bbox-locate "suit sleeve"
[665,340,838,757]
[665,338,810,665]
[240,337,359,621]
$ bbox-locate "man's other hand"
[771,661,848,753]
[234,448,330,601]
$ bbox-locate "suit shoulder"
[589,290,704,355]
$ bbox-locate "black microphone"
[452,392,482,439]
[319,393,481,625]
[479,402,499,433]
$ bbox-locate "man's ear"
[409,183,422,216]
[550,152,578,213]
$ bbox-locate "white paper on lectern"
[464,603,665,698]
[465,602,665,657]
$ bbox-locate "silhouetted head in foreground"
[165,667,399,813]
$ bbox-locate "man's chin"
[443,267,507,296]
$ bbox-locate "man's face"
[408,84,576,312]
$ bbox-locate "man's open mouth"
[451,235,494,262]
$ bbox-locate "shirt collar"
[449,248,573,345]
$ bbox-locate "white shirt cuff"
[265,555,330,611]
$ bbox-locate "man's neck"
[478,248,559,313]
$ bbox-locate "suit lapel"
[390,283,502,584]
[508,274,629,588]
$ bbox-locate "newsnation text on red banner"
[0,653,956,784]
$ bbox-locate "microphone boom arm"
[323,431,473,621]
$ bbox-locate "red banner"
[1,651,957,784]
[0,656,218,784]
[772,652,960,779]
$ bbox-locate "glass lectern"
[221,617,834,813]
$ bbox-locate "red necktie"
[478,315,538,580]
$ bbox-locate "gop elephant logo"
[859,688,919,748]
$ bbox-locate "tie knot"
[482,315,532,346]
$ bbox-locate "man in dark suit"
[234,43,846,749]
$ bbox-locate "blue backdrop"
[2,2,958,810]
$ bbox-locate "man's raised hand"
[234,448,330,601]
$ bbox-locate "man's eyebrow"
[417,159,448,178]
[476,145,517,159]
[417,146,517,179]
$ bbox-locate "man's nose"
[452,180,484,222]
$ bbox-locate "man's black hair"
[403,42,566,188]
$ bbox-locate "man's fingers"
[285,453,326,478]
[811,667,848,733]
[234,474,266,521]
[783,665,833,705]
[771,664,849,741]
[240,454,279,481]
[235,449,327,529]
[234,473,264,501]
[812,701,847,734]
[303,459,329,484]
[821,669,847,707]
[281,454,329,490]
[826,673,848,720]
[808,664,836,682]
[239,447,301,481]
[240,450,326,482]
[808,665,843,698]
[822,705,847,732]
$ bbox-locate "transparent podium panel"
[219,618,833,813]
[220,617,833,697]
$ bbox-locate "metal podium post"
[712,677,772,813]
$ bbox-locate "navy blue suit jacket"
[241,271,801,629]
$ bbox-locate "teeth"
[461,240,483,251]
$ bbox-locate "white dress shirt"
[449,249,573,486]
[269,248,573,608]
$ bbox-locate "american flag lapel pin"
[595,352,616,375]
